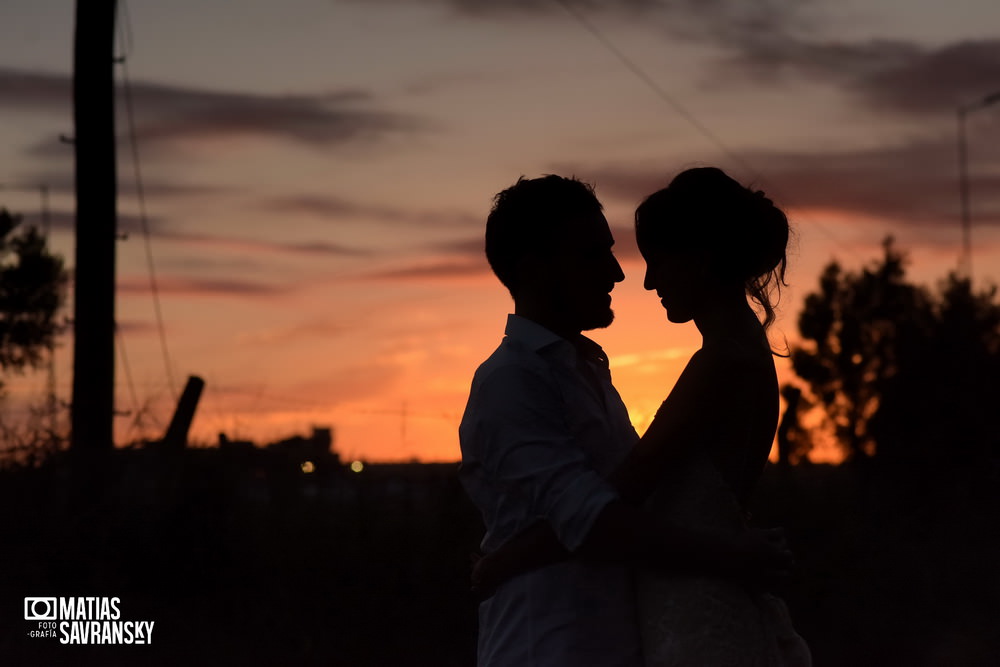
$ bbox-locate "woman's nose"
[643,267,654,291]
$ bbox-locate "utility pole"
[956,91,1000,280]
[957,106,971,278]
[41,184,59,442]
[71,0,118,452]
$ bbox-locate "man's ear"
[515,251,552,293]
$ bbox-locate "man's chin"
[581,308,615,331]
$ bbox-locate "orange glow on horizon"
[3,235,862,466]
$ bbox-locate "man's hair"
[485,175,603,295]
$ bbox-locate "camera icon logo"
[24,597,57,621]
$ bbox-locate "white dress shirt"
[460,314,643,667]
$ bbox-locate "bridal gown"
[635,451,812,667]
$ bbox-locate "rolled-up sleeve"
[467,363,618,552]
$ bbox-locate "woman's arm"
[611,350,726,504]
[472,495,790,599]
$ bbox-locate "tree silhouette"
[789,237,1000,465]
[871,271,1000,465]
[0,208,68,391]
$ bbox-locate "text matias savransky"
[24,596,155,645]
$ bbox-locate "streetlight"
[957,91,1000,279]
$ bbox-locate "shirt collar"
[504,314,608,367]
[505,314,564,351]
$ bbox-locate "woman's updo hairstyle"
[635,167,789,331]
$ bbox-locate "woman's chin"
[664,309,692,324]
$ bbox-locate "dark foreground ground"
[1,447,998,666]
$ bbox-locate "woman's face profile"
[640,242,703,324]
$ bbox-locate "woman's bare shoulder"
[691,336,772,372]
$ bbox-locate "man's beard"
[581,307,615,331]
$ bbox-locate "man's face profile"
[526,210,624,333]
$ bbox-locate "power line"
[114,321,141,440]
[553,0,862,261]
[118,0,135,58]
[116,1,178,398]
[554,0,761,180]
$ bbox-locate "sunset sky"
[1,0,999,462]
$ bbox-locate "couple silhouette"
[459,168,811,666]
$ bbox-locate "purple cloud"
[262,193,480,228]
[1,67,424,154]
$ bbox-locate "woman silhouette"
[621,166,810,666]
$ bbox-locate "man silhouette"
[459,175,644,666]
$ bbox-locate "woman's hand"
[644,521,795,592]
[721,525,795,592]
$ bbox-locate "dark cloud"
[157,254,266,274]
[0,67,423,153]
[713,35,1000,118]
[366,238,487,281]
[358,232,487,282]
[711,35,921,86]
[348,0,658,17]
[0,68,72,111]
[263,194,480,227]
[567,133,1000,239]
[19,209,166,236]
[758,135,1000,229]
[391,0,817,44]
[35,207,366,257]
[854,40,1000,115]
[11,170,233,198]
[400,69,508,96]
[155,230,368,258]
[117,276,286,298]
[635,1,911,83]
[395,0,997,119]
[364,259,488,281]
[429,237,483,255]
[745,140,991,226]
[653,7,1000,118]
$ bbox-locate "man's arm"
[472,500,790,599]
[467,362,621,553]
